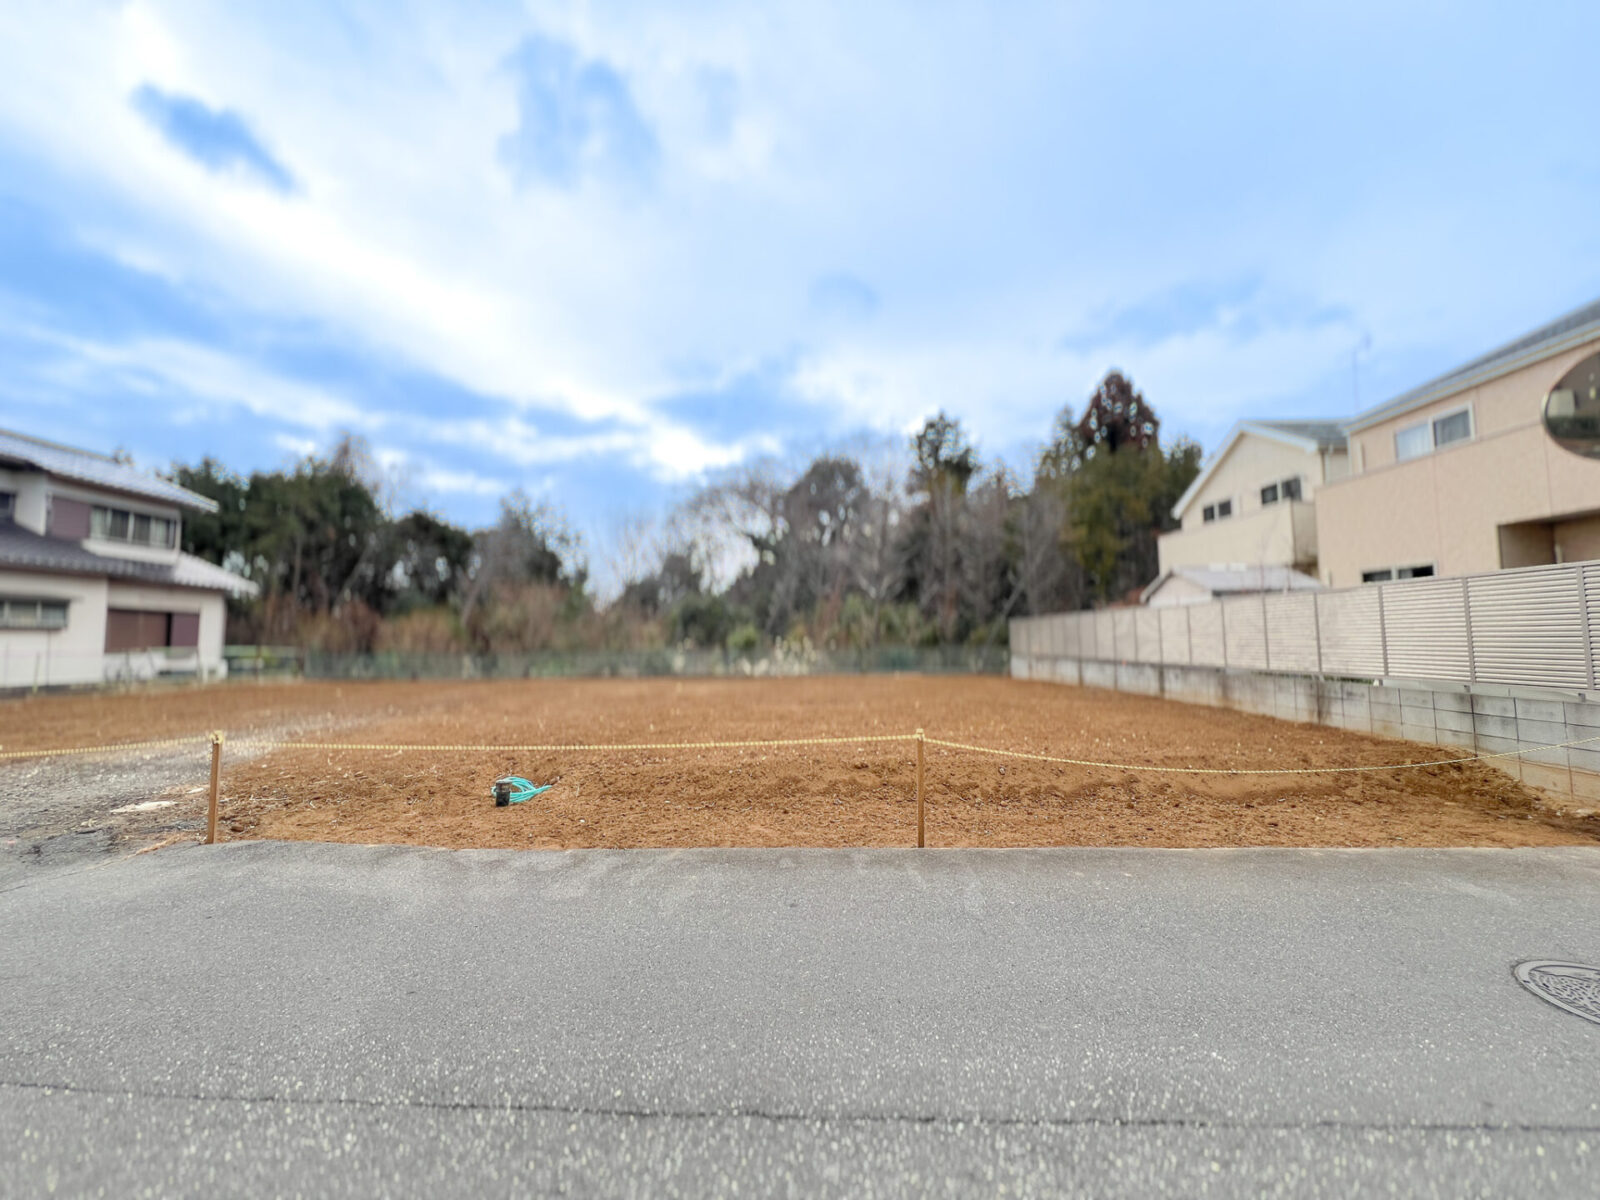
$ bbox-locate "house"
[1316,297,1600,587]
[1139,563,1323,608]
[0,427,255,688]
[1156,419,1348,580]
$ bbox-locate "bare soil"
[5,676,1597,850]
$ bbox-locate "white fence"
[1011,561,1600,692]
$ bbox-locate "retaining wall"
[1011,653,1600,807]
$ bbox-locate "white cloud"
[271,432,316,457]
[0,0,1595,505]
[16,326,371,432]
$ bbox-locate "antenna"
[1351,333,1372,408]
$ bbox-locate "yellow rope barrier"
[921,731,1600,775]
[226,732,918,753]
[0,735,212,761]
[4,728,1600,775]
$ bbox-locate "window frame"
[1394,422,1431,462]
[1431,405,1473,449]
[1394,403,1474,463]
[89,504,178,549]
[1362,563,1437,585]
[0,596,69,630]
[1259,475,1304,507]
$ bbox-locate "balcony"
[1158,499,1317,575]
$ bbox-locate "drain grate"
[1514,961,1600,1026]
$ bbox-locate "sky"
[2,0,1599,589]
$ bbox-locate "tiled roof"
[0,427,218,513]
[0,521,256,597]
[1349,296,1600,431]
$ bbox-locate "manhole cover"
[1514,961,1600,1026]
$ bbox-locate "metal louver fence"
[1011,560,1600,692]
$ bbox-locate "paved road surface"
[4,843,1599,1196]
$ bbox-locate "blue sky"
[2,0,1599,589]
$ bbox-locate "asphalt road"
[3,843,1599,1197]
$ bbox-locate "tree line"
[174,371,1200,654]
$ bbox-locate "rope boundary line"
[0,735,212,761]
[921,732,1600,775]
[229,732,918,753]
[5,728,1600,776]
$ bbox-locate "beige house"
[0,427,255,688]
[1317,298,1600,587]
[1156,419,1348,582]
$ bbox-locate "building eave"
[1346,302,1600,434]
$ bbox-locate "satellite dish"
[1543,350,1600,459]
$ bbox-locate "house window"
[0,491,14,520]
[1202,504,1216,523]
[0,596,68,629]
[1396,407,1472,461]
[1433,409,1471,447]
[1362,564,1435,584]
[1217,499,1232,518]
[1395,423,1431,461]
[90,505,177,548]
[1259,477,1302,506]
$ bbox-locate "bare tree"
[1016,485,1078,614]
[957,469,1014,635]
[849,437,911,644]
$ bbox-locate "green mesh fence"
[299,644,1010,680]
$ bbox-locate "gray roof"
[1349,295,1600,432]
[0,427,218,513]
[1171,418,1347,520]
[1141,565,1323,604]
[1250,419,1348,450]
[0,521,256,597]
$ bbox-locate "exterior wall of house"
[0,572,228,688]
[1159,432,1338,574]
[104,583,227,675]
[46,480,184,566]
[1318,335,1600,586]
[0,569,109,687]
[1158,500,1314,574]
[0,467,49,534]
[1178,434,1330,533]
[3,454,238,689]
[1556,514,1600,562]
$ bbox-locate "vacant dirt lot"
[4,675,1598,850]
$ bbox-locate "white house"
[0,427,256,688]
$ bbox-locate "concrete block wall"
[1011,653,1600,808]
